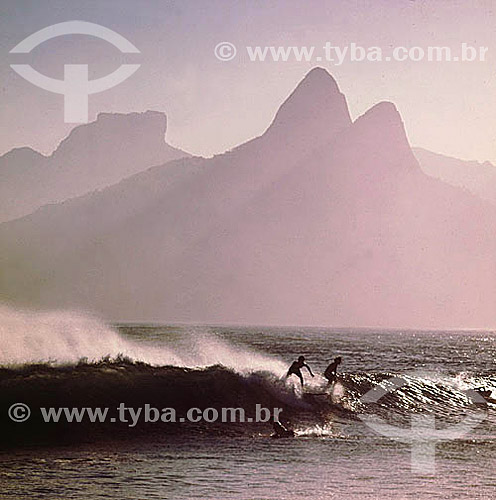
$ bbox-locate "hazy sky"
[1,0,495,163]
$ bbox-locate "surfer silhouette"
[286,355,314,386]
[324,356,342,384]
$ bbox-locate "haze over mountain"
[414,147,496,205]
[1,68,495,328]
[0,111,189,222]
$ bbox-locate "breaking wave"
[0,306,494,448]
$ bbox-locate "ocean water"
[0,319,494,499]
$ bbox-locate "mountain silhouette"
[1,68,496,328]
[0,111,189,222]
[414,147,496,205]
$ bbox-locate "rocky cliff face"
[0,111,189,222]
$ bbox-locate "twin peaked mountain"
[2,68,495,328]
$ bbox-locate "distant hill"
[414,147,496,205]
[1,68,496,328]
[0,111,189,222]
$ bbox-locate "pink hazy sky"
[1,0,495,164]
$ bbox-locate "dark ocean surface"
[0,324,494,499]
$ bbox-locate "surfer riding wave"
[286,355,314,386]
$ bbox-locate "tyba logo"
[358,371,487,474]
[10,21,141,123]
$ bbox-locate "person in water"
[286,355,314,386]
[324,356,342,384]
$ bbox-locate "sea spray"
[0,306,134,365]
[0,306,287,375]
